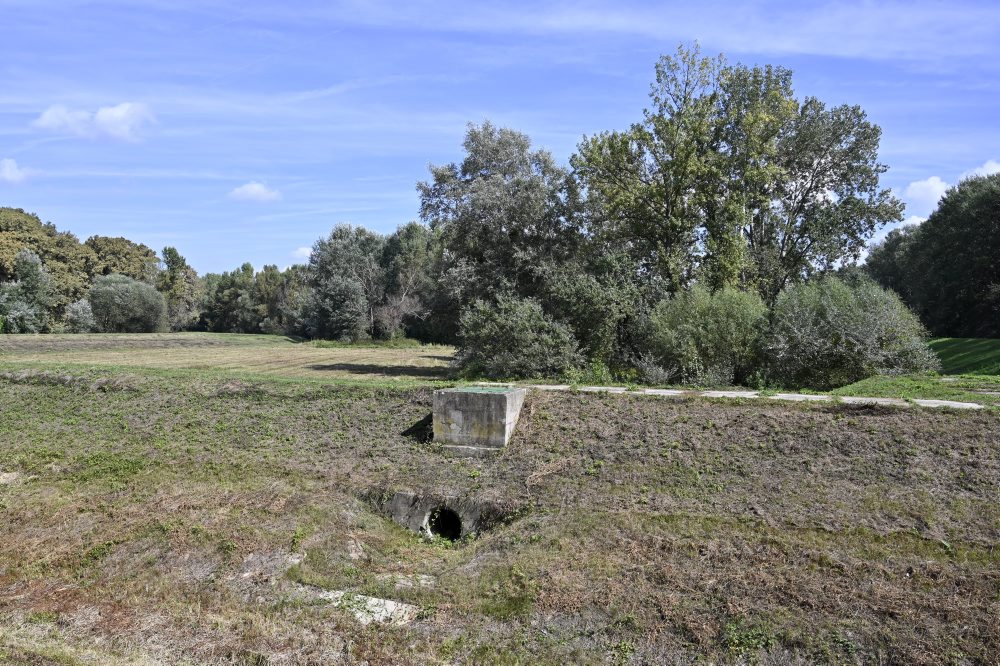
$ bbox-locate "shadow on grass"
[401,413,433,443]
[306,363,452,378]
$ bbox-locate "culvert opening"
[427,506,462,541]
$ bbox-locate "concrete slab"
[293,584,419,626]
[578,386,627,393]
[702,390,759,399]
[771,393,831,402]
[911,399,983,410]
[433,386,527,448]
[531,384,571,391]
[642,388,686,396]
[839,396,909,407]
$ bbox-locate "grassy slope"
[0,366,998,664]
[930,337,1000,375]
[835,338,1000,407]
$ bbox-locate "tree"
[0,208,97,313]
[419,121,584,311]
[0,249,56,333]
[455,295,582,379]
[377,222,438,338]
[65,299,96,333]
[199,263,259,333]
[640,285,768,386]
[573,45,723,295]
[85,235,159,283]
[573,44,903,304]
[88,274,167,333]
[764,276,938,390]
[866,174,1000,337]
[157,246,200,331]
[308,225,386,339]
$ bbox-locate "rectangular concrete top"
[448,386,521,394]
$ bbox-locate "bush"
[640,285,768,386]
[88,274,168,333]
[764,276,939,390]
[455,295,582,379]
[65,299,96,333]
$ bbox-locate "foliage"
[640,285,768,386]
[573,44,902,304]
[764,276,938,389]
[88,274,168,333]
[419,122,583,313]
[0,208,97,313]
[0,249,56,333]
[866,173,1000,337]
[455,295,581,379]
[85,235,159,283]
[157,247,201,331]
[308,225,385,339]
[65,299,96,333]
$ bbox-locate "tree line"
[2,44,967,389]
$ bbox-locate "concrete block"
[433,386,527,449]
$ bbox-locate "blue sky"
[2,0,999,274]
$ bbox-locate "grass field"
[1,334,999,663]
[930,337,1000,375]
[0,333,455,384]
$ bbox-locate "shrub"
[455,295,581,379]
[88,274,168,333]
[640,285,768,386]
[764,276,939,390]
[65,299,96,333]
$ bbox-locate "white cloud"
[0,158,31,184]
[903,175,950,217]
[31,102,155,141]
[902,215,927,226]
[229,181,282,202]
[291,246,312,260]
[960,159,1000,179]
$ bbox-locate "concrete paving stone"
[531,384,571,391]
[578,386,628,393]
[771,393,831,402]
[642,388,687,396]
[839,396,909,407]
[292,584,419,626]
[701,390,760,399]
[911,399,983,410]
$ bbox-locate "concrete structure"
[433,386,527,454]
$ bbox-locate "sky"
[1,0,999,274]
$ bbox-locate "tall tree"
[419,121,584,308]
[308,225,386,339]
[85,235,160,283]
[157,246,200,331]
[867,174,1000,337]
[573,44,903,304]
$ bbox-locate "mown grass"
[930,337,1000,375]
[0,368,998,663]
[0,332,455,383]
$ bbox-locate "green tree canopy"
[573,44,903,304]
[866,173,1000,337]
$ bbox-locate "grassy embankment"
[835,338,1000,407]
[1,334,999,663]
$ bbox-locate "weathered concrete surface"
[380,490,493,539]
[291,584,419,626]
[433,386,526,449]
[771,393,830,402]
[912,398,983,410]
[477,381,987,410]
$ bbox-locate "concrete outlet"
[433,386,527,454]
